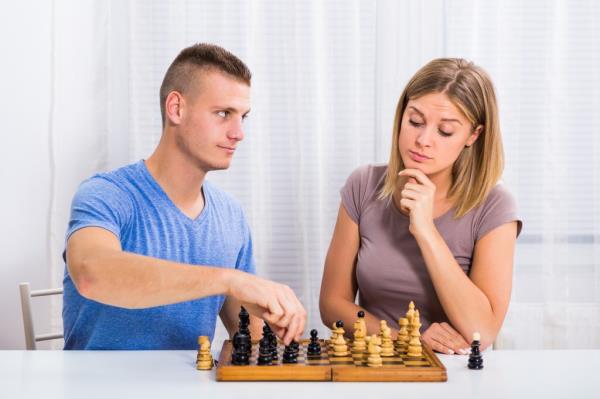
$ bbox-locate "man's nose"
[228,118,245,141]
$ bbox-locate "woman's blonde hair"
[379,58,504,218]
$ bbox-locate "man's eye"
[217,111,229,118]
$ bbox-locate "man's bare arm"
[67,226,306,344]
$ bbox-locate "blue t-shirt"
[62,160,255,350]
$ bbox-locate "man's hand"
[421,322,470,355]
[227,271,306,345]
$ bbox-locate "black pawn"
[336,320,344,329]
[290,340,300,353]
[257,336,273,365]
[358,310,365,318]
[282,342,298,364]
[468,336,483,370]
[307,329,321,357]
[231,333,250,365]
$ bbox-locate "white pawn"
[395,317,410,354]
[367,334,383,367]
[379,320,394,357]
[196,336,213,370]
[333,333,349,356]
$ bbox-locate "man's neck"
[145,143,207,219]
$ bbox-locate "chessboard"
[215,338,447,382]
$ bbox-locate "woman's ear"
[466,124,483,147]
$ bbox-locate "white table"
[1,349,599,399]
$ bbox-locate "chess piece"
[357,310,367,336]
[379,320,394,357]
[231,320,251,366]
[407,310,422,358]
[366,334,382,367]
[263,322,278,361]
[307,329,322,357]
[329,321,338,349]
[282,342,298,364]
[406,301,416,336]
[352,320,367,360]
[468,332,484,370]
[196,336,213,370]
[290,340,300,352]
[232,306,252,361]
[395,317,410,354]
[238,306,251,335]
[257,335,273,365]
[333,333,349,356]
[330,320,345,350]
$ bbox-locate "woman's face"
[398,92,480,178]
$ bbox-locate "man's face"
[174,69,250,172]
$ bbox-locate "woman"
[319,58,522,354]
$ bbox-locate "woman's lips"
[408,150,431,162]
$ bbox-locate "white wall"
[0,0,129,349]
[1,0,54,350]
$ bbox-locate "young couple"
[63,44,521,354]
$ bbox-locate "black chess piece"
[237,306,252,356]
[239,307,251,338]
[307,329,321,357]
[257,335,273,365]
[358,310,365,318]
[336,320,344,329]
[263,322,278,361]
[231,333,250,365]
[282,343,298,364]
[290,340,300,353]
[468,334,483,370]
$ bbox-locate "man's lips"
[218,145,236,152]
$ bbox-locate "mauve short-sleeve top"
[340,164,522,331]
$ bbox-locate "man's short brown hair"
[159,43,252,126]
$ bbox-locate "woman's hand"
[397,169,436,238]
[421,322,471,355]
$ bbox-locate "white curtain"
[441,0,600,349]
[41,0,600,349]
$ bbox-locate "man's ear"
[466,124,483,147]
[165,91,184,125]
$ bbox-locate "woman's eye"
[409,119,423,127]
[438,130,453,137]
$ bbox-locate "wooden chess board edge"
[331,367,447,382]
[216,340,332,381]
[215,339,447,382]
[330,344,447,382]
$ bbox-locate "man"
[63,43,306,349]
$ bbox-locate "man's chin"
[207,161,232,172]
